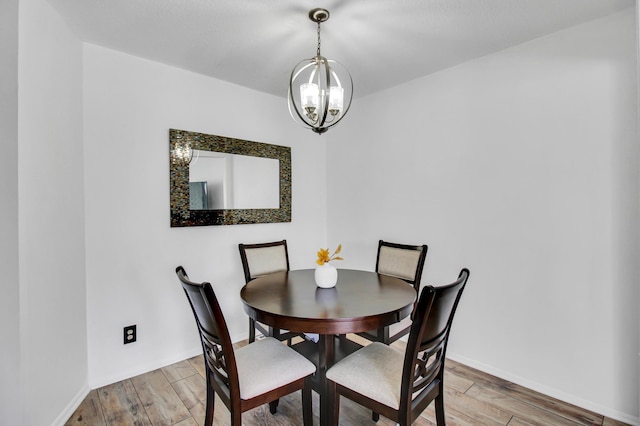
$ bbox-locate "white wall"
[0,0,21,424]
[636,2,640,420]
[82,44,329,387]
[328,9,639,423]
[11,1,638,424]
[17,0,88,425]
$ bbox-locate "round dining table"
[240,268,416,426]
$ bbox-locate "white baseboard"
[58,332,253,424]
[89,346,203,389]
[231,330,251,343]
[51,384,90,426]
[88,330,250,389]
[447,352,639,426]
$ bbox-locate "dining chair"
[357,240,428,344]
[327,268,469,426]
[175,266,315,426]
[238,240,304,344]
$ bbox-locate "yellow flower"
[316,248,330,265]
[316,244,344,265]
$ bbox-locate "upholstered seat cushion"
[326,342,404,409]
[235,337,316,400]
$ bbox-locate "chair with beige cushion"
[238,240,298,343]
[327,268,469,425]
[176,266,315,426]
[358,240,428,344]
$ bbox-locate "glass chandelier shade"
[288,8,353,135]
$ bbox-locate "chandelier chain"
[316,21,322,57]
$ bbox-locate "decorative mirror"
[169,129,291,227]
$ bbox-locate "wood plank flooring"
[65,336,629,426]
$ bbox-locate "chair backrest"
[238,240,290,283]
[375,240,428,291]
[175,266,240,401]
[400,268,469,412]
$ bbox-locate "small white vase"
[315,263,338,288]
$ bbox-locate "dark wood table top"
[240,269,416,335]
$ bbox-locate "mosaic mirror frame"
[170,129,291,227]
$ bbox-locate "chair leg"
[398,407,412,426]
[249,318,256,343]
[204,378,215,426]
[372,411,380,422]
[329,380,340,426]
[269,399,279,414]
[302,378,313,426]
[231,410,242,426]
[435,386,446,425]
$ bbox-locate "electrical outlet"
[124,325,136,344]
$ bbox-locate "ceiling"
[45,0,634,99]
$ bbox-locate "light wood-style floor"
[65,336,629,426]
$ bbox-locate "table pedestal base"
[292,334,362,426]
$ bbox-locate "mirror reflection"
[189,150,280,210]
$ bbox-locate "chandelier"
[288,8,353,135]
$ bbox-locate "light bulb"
[300,83,319,109]
[328,86,344,116]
